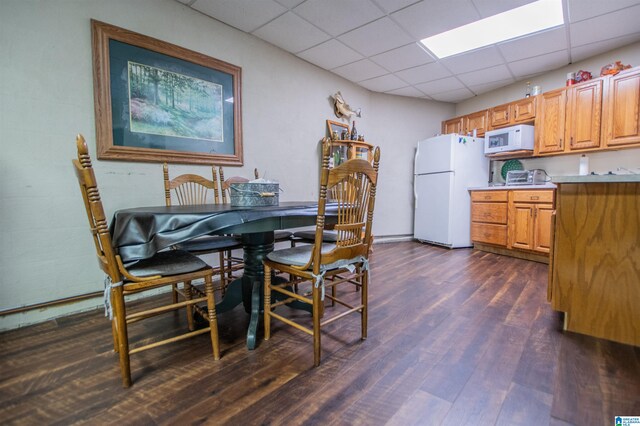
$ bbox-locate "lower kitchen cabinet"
[509,189,555,253]
[470,188,555,261]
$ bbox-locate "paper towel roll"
[579,155,589,175]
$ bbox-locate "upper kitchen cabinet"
[536,88,566,155]
[489,96,537,128]
[535,78,603,155]
[442,110,489,137]
[464,110,489,137]
[442,116,463,135]
[603,67,640,148]
[565,79,603,150]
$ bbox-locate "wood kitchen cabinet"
[470,190,508,246]
[603,67,640,148]
[489,96,537,128]
[464,109,489,137]
[470,188,554,262]
[508,190,555,253]
[442,117,463,135]
[535,79,603,155]
[536,89,566,154]
[442,110,489,137]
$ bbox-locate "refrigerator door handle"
[413,177,418,203]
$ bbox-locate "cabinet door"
[464,110,489,136]
[566,79,603,150]
[536,89,566,154]
[443,117,463,134]
[513,96,537,123]
[490,104,510,128]
[510,203,534,250]
[533,204,554,253]
[604,68,640,147]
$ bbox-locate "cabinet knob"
[484,195,491,200]
[531,196,539,200]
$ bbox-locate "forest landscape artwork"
[127,61,223,142]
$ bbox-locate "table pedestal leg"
[241,232,273,350]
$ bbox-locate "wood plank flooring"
[1,242,639,425]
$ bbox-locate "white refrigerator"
[414,134,489,248]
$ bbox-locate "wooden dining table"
[110,201,336,350]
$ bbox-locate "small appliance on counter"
[506,169,547,185]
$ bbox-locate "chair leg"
[264,264,272,340]
[218,252,227,296]
[112,286,132,387]
[110,291,119,352]
[361,269,368,340]
[171,283,178,303]
[312,283,322,367]
[204,274,220,360]
[184,280,194,331]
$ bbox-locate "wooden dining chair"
[163,163,244,295]
[263,138,380,366]
[73,135,220,387]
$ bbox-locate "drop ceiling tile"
[498,27,568,62]
[567,0,640,23]
[394,62,452,84]
[332,59,388,82]
[338,17,414,57]
[274,0,305,8]
[468,78,516,95]
[471,0,536,18]
[457,64,513,86]
[369,43,435,72]
[570,5,640,47]
[293,0,384,37]
[252,11,330,54]
[191,0,286,32]
[440,46,505,74]
[375,0,420,13]
[430,87,475,102]
[385,86,429,97]
[414,76,465,94]
[571,33,640,62]
[390,0,480,40]
[297,39,364,70]
[507,50,570,78]
[358,74,407,92]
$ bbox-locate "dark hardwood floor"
[1,242,639,425]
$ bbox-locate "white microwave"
[484,124,535,154]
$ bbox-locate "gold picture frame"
[91,20,243,165]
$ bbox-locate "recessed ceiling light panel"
[420,0,564,58]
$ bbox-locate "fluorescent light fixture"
[420,0,564,58]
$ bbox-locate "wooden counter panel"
[551,182,640,346]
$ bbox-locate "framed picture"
[326,119,349,140]
[91,20,243,165]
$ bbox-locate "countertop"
[469,183,557,191]
[552,174,640,183]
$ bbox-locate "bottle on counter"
[579,154,589,175]
[350,120,358,141]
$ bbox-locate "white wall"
[456,42,640,180]
[0,0,453,329]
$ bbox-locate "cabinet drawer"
[471,190,508,202]
[471,223,508,246]
[512,190,554,203]
[472,202,508,224]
